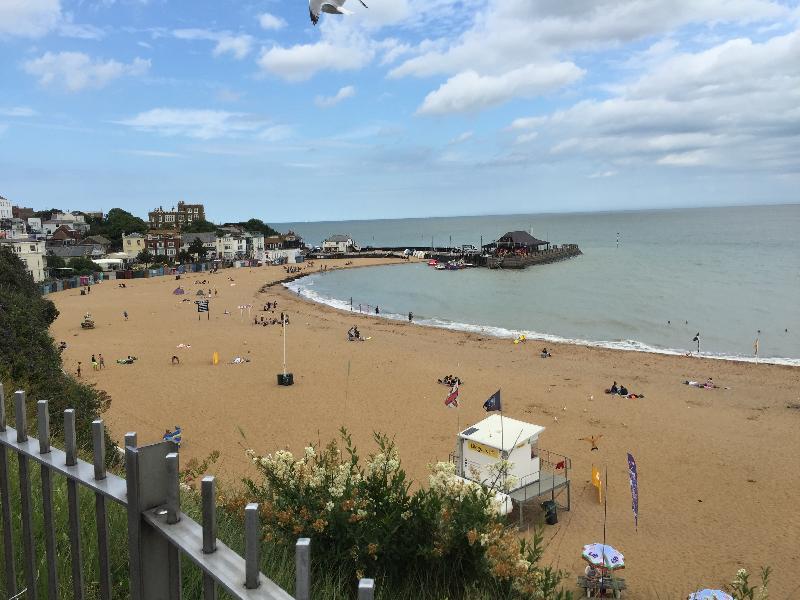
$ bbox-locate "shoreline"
[47,258,800,598]
[282,267,800,368]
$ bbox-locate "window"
[30,245,36,251]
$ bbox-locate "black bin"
[542,500,558,525]
[277,373,294,386]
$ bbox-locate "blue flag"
[627,453,638,529]
[483,390,501,412]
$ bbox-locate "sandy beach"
[49,259,800,598]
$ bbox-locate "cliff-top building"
[148,201,205,230]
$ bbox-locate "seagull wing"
[309,0,324,24]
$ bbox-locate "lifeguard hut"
[453,414,571,523]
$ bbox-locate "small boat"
[427,259,438,266]
[435,263,446,270]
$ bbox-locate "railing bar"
[92,420,112,600]
[295,538,311,600]
[202,476,218,600]
[358,578,375,600]
[39,400,58,600]
[16,391,37,600]
[0,430,128,504]
[95,493,113,600]
[0,383,17,597]
[41,465,59,599]
[0,444,17,597]
[18,453,38,600]
[166,452,182,599]
[245,503,261,589]
[65,409,85,600]
[144,509,293,600]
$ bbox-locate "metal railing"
[0,384,377,599]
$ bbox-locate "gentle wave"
[284,279,800,367]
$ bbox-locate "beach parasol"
[688,591,733,600]
[582,543,625,570]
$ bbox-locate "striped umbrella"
[688,591,733,600]
[582,543,625,570]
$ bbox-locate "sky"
[1,0,799,224]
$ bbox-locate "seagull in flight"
[309,0,368,25]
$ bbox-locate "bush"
[242,428,568,599]
[0,246,116,463]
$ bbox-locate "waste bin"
[277,373,294,386]
[542,500,558,525]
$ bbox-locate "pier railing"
[0,384,377,600]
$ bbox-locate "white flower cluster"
[428,462,502,517]
[366,449,400,477]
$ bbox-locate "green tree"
[88,208,148,251]
[182,219,219,234]
[68,256,98,275]
[242,218,280,237]
[176,250,192,264]
[187,237,207,259]
[0,246,116,463]
[45,254,66,269]
[136,249,154,267]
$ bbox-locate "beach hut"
[455,414,571,517]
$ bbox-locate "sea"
[278,204,800,365]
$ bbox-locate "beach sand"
[49,259,800,598]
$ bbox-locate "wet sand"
[49,258,800,598]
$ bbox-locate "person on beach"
[375,306,380,315]
[76,362,82,377]
[541,347,551,358]
[91,354,98,371]
[408,311,413,322]
[98,354,105,369]
[618,384,629,396]
[123,310,128,321]
[609,381,618,394]
[172,355,180,365]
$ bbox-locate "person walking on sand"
[408,311,413,322]
[375,306,380,315]
[123,310,128,321]
[98,353,105,369]
[91,354,98,371]
[76,362,82,378]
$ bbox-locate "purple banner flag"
[627,453,639,530]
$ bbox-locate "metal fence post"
[201,476,217,600]
[358,578,375,600]
[0,383,17,597]
[295,538,311,600]
[65,409,85,600]
[16,391,37,600]
[93,419,112,600]
[38,400,59,600]
[245,503,261,589]
[166,452,182,600]
[125,439,178,600]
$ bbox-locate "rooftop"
[497,231,548,246]
[325,234,352,242]
[459,414,545,452]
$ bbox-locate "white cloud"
[589,170,618,178]
[258,38,372,81]
[117,108,278,140]
[258,13,286,31]
[512,28,800,172]
[315,86,357,108]
[449,131,473,144]
[0,107,37,117]
[125,150,185,158]
[417,62,584,115]
[515,131,538,144]
[0,0,61,38]
[23,52,150,92]
[173,29,254,60]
